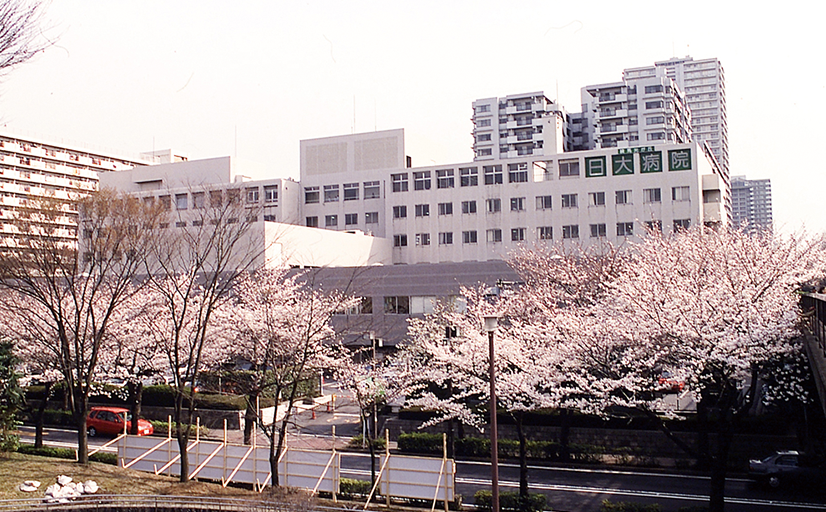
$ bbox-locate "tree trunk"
[33,382,52,449]
[447,418,455,459]
[367,406,377,489]
[708,432,731,512]
[515,411,528,499]
[244,392,258,445]
[559,408,571,462]
[74,391,88,464]
[128,381,143,436]
[174,392,192,482]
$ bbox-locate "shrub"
[348,435,386,451]
[600,500,661,512]
[339,478,371,497]
[149,420,209,438]
[474,490,546,512]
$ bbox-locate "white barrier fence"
[116,431,454,509]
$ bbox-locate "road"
[19,425,826,512]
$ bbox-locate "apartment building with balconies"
[471,92,568,161]
[0,129,171,250]
[624,56,728,184]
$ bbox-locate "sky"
[0,1,822,232]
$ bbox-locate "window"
[486,229,502,243]
[227,189,241,205]
[391,173,408,192]
[646,116,665,125]
[590,223,607,238]
[510,197,525,211]
[511,227,526,241]
[460,167,478,187]
[413,171,431,190]
[536,195,552,210]
[175,193,188,210]
[561,193,578,208]
[384,296,410,314]
[477,119,491,127]
[674,219,691,231]
[306,216,318,227]
[647,132,666,141]
[415,204,430,217]
[176,221,187,228]
[538,226,553,240]
[365,212,379,224]
[645,100,664,109]
[484,165,503,185]
[672,186,691,201]
[476,104,490,113]
[436,169,454,189]
[643,188,662,203]
[437,202,453,216]
[559,159,580,177]
[644,85,663,93]
[477,148,492,157]
[393,234,408,247]
[589,192,606,206]
[363,181,380,199]
[415,233,431,246]
[461,200,477,214]
[562,225,579,239]
[246,187,260,203]
[325,215,338,227]
[645,220,662,232]
[617,222,634,236]
[323,185,339,202]
[343,183,359,201]
[345,213,358,225]
[508,162,528,183]
[192,192,205,209]
[393,205,407,219]
[208,191,222,207]
[616,190,632,204]
[438,232,453,245]
[462,230,477,244]
[486,198,501,213]
[264,186,278,203]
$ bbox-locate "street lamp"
[483,314,500,512]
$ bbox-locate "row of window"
[149,186,279,211]
[304,181,381,204]
[306,211,380,228]
[389,187,691,219]
[392,219,691,247]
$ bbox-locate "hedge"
[348,435,386,451]
[17,444,117,465]
[397,432,599,462]
[149,420,209,438]
[600,501,661,512]
[474,491,546,512]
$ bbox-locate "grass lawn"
[0,451,283,502]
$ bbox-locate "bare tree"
[0,191,162,462]
[138,185,264,482]
[0,0,49,77]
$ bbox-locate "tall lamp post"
[484,314,500,512]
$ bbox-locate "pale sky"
[0,1,822,232]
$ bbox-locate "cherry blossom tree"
[519,228,826,512]
[213,267,359,486]
[0,191,161,462]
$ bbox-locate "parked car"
[87,406,154,437]
[748,450,825,490]
[657,371,685,392]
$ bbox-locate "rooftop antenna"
[353,96,356,134]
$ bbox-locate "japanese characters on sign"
[584,148,691,177]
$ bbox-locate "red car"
[87,406,154,437]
